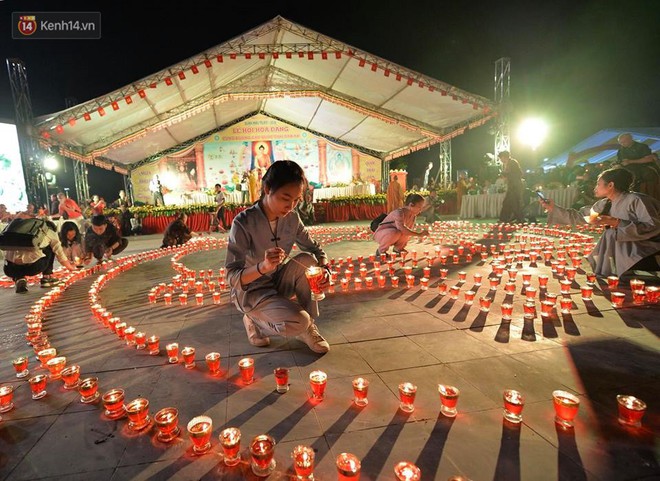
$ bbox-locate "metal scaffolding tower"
[494,57,511,157]
[74,160,89,204]
[435,140,452,188]
[6,58,43,206]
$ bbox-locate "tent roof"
[35,16,496,173]
[542,127,660,170]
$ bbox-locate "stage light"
[43,155,59,171]
[518,118,548,151]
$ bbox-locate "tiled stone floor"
[0,224,658,481]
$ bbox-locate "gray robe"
[225,201,327,312]
[547,192,660,276]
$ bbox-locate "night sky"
[1,0,659,192]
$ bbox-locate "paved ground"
[0,220,658,481]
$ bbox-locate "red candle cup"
[352,377,369,407]
[37,347,57,368]
[195,293,204,306]
[606,276,619,290]
[154,407,180,442]
[135,332,147,350]
[219,427,241,466]
[611,292,626,308]
[309,370,328,401]
[630,278,645,292]
[29,374,48,400]
[125,397,151,431]
[438,384,459,418]
[479,296,492,312]
[538,274,549,287]
[437,283,447,295]
[553,390,580,429]
[580,285,593,301]
[292,444,315,480]
[0,385,15,413]
[181,346,196,369]
[46,356,67,380]
[124,326,136,346]
[165,342,179,364]
[420,277,429,290]
[205,352,221,376]
[616,395,646,427]
[473,273,483,285]
[212,291,222,304]
[61,364,81,390]
[449,286,460,300]
[239,357,255,384]
[560,297,573,314]
[391,276,400,288]
[163,293,172,305]
[394,461,421,481]
[501,303,513,320]
[632,290,646,305]
[405,275,415,289]
[78,376,100,403]
[147,335,160,356]
[336,452,361,480]
[305,266,326,301]
[250,434,277,477]
[178,293,188,306]
[398,382,417,413]
[541,300,555,318]
[503,389,524,423]
[12,356,29,378]
[102,388,126,419]
[464,290,476,305]
[274,367,289,393]
[187,415,213,455]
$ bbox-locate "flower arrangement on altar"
[106,204,219,219]
[320,194,386,206]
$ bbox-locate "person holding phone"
[541,167,660,277]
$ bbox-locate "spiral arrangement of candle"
[1,222,654,479]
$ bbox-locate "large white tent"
[34,16,496,175]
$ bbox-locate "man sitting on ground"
[83,214,128,264]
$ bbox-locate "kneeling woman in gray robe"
[544,167,660,277]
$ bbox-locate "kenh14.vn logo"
[17,15,37,36]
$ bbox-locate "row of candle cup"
[231,363,649,430]
[148,291,224,306]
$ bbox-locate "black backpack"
[0,218,50,251]
[370,213,388,232]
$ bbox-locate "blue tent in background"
[542,128,660,171]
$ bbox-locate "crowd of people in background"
[415,133,660,223]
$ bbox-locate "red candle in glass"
[352,377,369,406]
[181,346,196,369]
[501,303,513,320]
[12,356,29,378]
[29,374,48,400]
[219,427,241,465]
[205,352,221,375]
[616,395,646,427]
[239,357,255,384]
[309,370,327,401]
[398,382,417,413]
[632,290,646,305]
[479,296,491,312]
